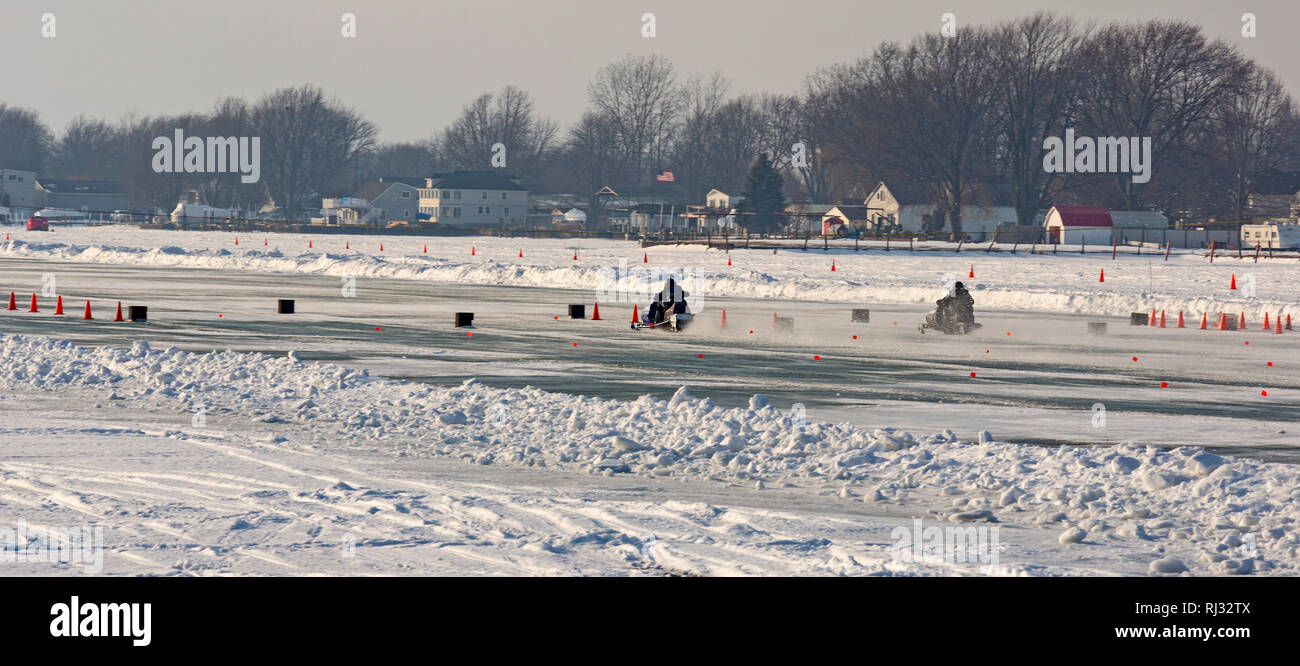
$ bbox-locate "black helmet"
[954,281,965,289]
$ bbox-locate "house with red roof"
[1043,205,1112,245]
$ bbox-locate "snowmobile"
[631,307,693,332]
[919,311,981,335]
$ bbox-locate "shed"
[1044,206,1112,245]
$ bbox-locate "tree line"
[1,12,1296,231]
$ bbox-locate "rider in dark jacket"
[646,278,689,325]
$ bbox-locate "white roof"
[1108,211,1168,227]
[563,208,587,222]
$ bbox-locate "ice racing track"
[2,256,1295,463]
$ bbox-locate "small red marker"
[748,330,754,334]
[852,335,858,340]
[969,371,977,377]
[985,349,990,353]
[1160,382,1168,388]
[1132,356,1138,362]
[554,316,559,320]
[1267,362,1273,367]
[697,354,703,358]
[1261,390,1268,396]
[1005,332,1011,336]
[813,355,820,360]
[572,342,578,347]
[218,314,223,318]
[466,332,472,337]
[893,321,898,325]
[375,327,381,331]
[1245,341,1250,346]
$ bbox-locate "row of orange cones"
[5,292,126,321]
[1144,308,1292,333]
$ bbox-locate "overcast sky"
[2,0,1297,143]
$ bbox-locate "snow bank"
[2,332,1296,575]
[4,229,1298,318]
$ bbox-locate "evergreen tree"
[737,153,787,235]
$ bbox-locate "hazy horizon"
[2,0,1297,143]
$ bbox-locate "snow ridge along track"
[0,333,1296,576]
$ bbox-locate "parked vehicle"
[26,216,50,231]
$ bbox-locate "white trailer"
[1241,223,1300,249]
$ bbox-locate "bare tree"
[0,103,52,173]
[560,112,623,229]
[252,85,376,217]
[366,141,441,180]
[438,85,557,181]
[1214,65,1299,221]
[990,13,1087,227]
[587,54,683,185]
[1076,21,1248,210]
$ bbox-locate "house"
[784,203,835,234]
[705,189,741,210]
[1043,206,1113,245]
[351,178,421,225]
[317,197,379,226]
[821,205,868,236]
[1246,169,1300,220]
[417,170,529,228]
[866,181,1017,239]
[0,168,39,220]
[35,179,129,220]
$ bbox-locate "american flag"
[655,170,674,182]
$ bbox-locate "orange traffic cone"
[6,292,15,311]
[727,253,732,267]
[27,294,38,313]
[308,240,313,248]
[54,295,64,315]
[82,300,93,320]
[830,260,836,272]
[642,252,647,263]
[1288,314,1293,330]
[346,241,350,249]
[1158,310,1166,328]
[263,238,268,246]
[379,243,384,251]
[1275,314,1283,334]
[471,246,476,256]
[1198,312,1207,330]
[1216,313,1226,330]
[721,309,727,330]
[573,251,578,261]
[423,244,428,253]
[113,301,124,322]
[235,237,239,245]
[1099,268,1104,282]
[1230,274,1237,290]
[968,264,974,278]
[1148,309,1156,327]
[1262,312,1270,330]
[1176,311,1185,328]
[1238,313,1247,330]
[591,302,602,320]
[771,312,778,330]
[518,249,523,258]
[630,304,639,323]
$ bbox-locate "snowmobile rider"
[940,281,975,325]
[645,278,689,325]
